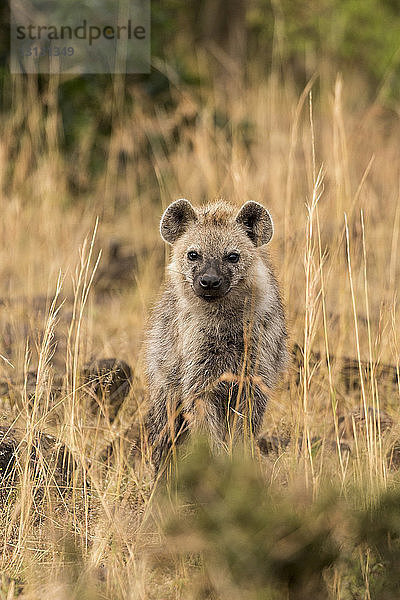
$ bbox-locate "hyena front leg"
[247,386,268,437]
[181,384,248,450]
[216,381,268,443]
[182,389,227,451]
[146,392,188,473]
[182,380,268,450]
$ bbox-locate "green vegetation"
[162,438,400,599]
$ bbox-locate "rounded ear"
[160,199,197,245]
[235,201,274,246]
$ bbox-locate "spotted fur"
[145,199,288,471]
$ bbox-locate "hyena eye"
[187,250,199,261]
[227,252,240,263]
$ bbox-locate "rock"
[292,343,399,393]
[338,407,393,440]
[82,358,132,422]
[257,435,290,455]
[0,426,75,498]
[0,357,133,424]
[257,434,350,457]
[94,240,138,294]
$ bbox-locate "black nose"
[199,274,222,290]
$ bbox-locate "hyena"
[145,199,288,471]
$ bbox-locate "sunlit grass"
[0,68,399,598]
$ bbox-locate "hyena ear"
[235,201,274,246]
[160,199,198,244]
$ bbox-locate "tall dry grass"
[0,69,399,598]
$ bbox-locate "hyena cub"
[145,199,288,471]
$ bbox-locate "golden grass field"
[0,71,399,598]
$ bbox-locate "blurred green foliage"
[164,439,339,599]
[272,0,400,99]
[161,437,400,599]
[3,0,400,102]
[353,490,400,599]
[2,0,400,199]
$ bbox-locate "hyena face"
[160,199,274,303]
